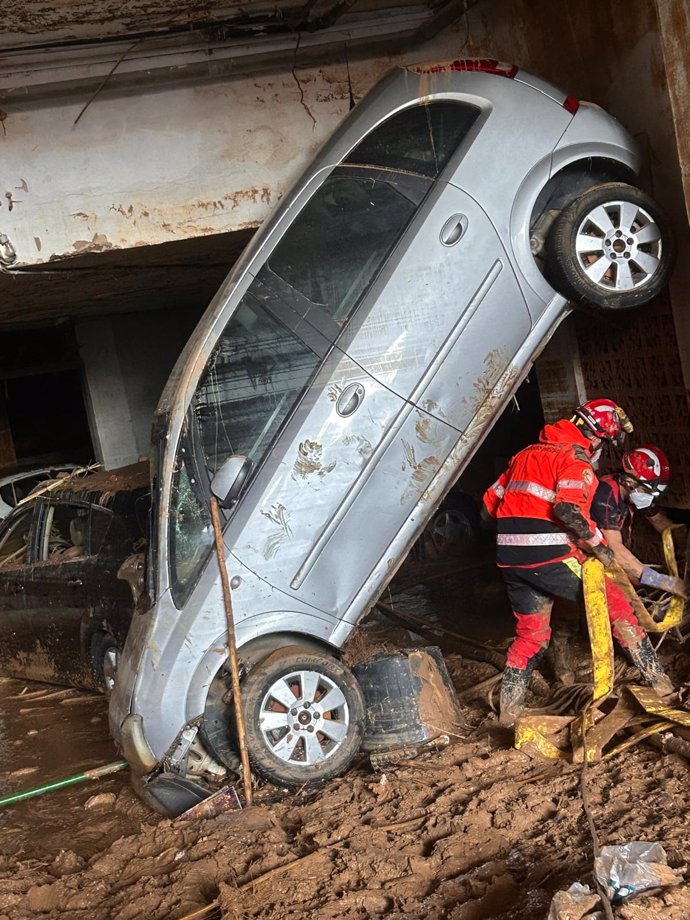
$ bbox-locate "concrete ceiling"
[0,0,474,99]
[0,229,253,328]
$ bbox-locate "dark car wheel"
[546,182,674,310]
[241,646,365,787]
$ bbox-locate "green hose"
[0,760,128,808]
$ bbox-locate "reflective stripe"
[505,480,556,502]
[562,556,583,578]
[497,532,570,546]
[557,479,584,491]
[490,480,505,498]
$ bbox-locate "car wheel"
[546,182,674,310]
[90,632,118,694]
[241,646,365,787]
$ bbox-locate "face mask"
[629,490,654,510]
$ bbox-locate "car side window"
[40,504,90,562]
[264,171,419,325]
[90,507,128,556]
[14,475,45,503]
[0,508,34,568]
[343,101,481,178]
[0,483,15,508]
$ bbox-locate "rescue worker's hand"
[590,544,615,568]
[640,565,688,598]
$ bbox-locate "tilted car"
[0,464,149,691]
[108,59,674,813]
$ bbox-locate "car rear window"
[344,101,481,178]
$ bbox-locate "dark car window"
[0,483,15,507]
[0,508,34,568]
[40,504,90,562]
[90,507,128,556]
[265,171,418,325]
[14,475,44,503]
[344,101,481,178]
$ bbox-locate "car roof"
[42,461,151,511]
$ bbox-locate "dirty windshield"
[169,296,319,599]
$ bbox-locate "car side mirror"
[210,455,252,509]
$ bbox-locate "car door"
[21,500,95,687]
[0,505,38,679]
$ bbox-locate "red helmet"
[573,398,634,442]
[621,444,671,493]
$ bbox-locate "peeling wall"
[0,30,460,267]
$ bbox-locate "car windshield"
[169,296,320,600]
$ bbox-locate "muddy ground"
[1,563,690,920]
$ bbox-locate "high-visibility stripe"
[505,481,556,502]
[556,478,584,491]
[490,480,505,498]
[497,532,570,546]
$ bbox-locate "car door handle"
[68,578,83,588]
[336,383,365,417]
[440,213,468,246]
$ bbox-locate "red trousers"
[501,558,644,671]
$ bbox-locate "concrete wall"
[0,28,468,267]
[458,0,690,503]
[76,307,201,468]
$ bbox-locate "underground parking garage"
[1,1,690,918]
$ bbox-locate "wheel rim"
[258,669,350,765]
[574,200,663,292]
[103,647,118,692]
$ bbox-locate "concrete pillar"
[76,307,203,471]
[76,318,139,470]
[655,0,690,408]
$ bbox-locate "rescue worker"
[483,399,673,726]
[591,445,686,596]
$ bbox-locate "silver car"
[109,59,673,812]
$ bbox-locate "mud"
[1,567,690,919]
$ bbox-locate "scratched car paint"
[108,60,674,811]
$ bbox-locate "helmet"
[621,444,671,493]
[573,398,633,442]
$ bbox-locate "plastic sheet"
[547,882,603,920]
[594,841,683,902]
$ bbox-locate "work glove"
[640,565,688,599]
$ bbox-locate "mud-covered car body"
[0,464,149,690]
[109,61,670,797]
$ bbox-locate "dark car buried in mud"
[0,464,149,692]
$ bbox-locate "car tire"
[546,182,674,310]
[241,646,365,787]
[90,632,119,694]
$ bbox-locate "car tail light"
[563,94,580,114]
[412,58,518,78]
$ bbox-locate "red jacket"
[483,419,603,567]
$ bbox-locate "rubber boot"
[626,634,674,696]
[499,666,531,727]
